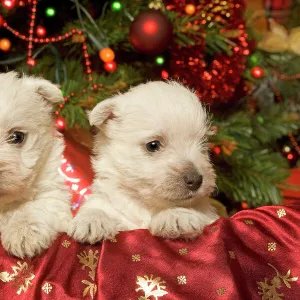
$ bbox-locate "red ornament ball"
[104,61,117,72]
[161,70,169,79]
[56,117,66,131]
[27,58,36,66]
[251,66,264,79]
[0,38,11,51]
[185,4,196,15]
[129,9,173,54]
[36,25,47,37]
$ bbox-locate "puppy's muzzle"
[183,171,203,191]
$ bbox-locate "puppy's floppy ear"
[24,77,63,104]
[89,98,116,128]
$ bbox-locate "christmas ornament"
[36,25,46,37]
[185,4,196,15]
[258,19,300,55]
[99,47,115,63]
[287,153,294,160]
[104,61,117,72]
[56,117,66,131]
[213,146,221,155]
[251,66,264,79]
[161,70,169,79]
[155,56,164,65]
[149,0,165,11]
[45,7,56,17]
[167,0,248,106]
[283,146,291,153]
[3,0,15,9]
[0,38,11,51]
[129,9,173,54]
[27,58,36,66]
[111,1,122,11]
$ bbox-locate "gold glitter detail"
[177,276,187,285]
[61,240,71,248]
[228,251,236,259]
[258,263,298,298]
[136,275,168,299]
[109,237,117,243]
[217,287,227,295]
[277,208,286,218]
[268,242,277,252]
[78,250,99,299]
[244,219,254,225]
[179,248,188,256]
[42,282,52,294]
[132,254,141,262]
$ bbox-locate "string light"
[161,70,169,79]
[111,1,122,11]
[45,7,56,17]
[3,0,14,8]
[155,56,165,65]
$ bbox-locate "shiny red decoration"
[3,0,15,8]
[251,66,264,79]
[104,61,117,72]
[129,9,173,54]
[165,0,248,106]
[27,58,36,66]
[161,70,169,79]
[213,146,221,155]
[287,153,294,160]
[36,25,46,37]
[56,117,66,131]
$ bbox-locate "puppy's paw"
[1,220,57,258]
[68,208,119,244]
[150,208,215,239]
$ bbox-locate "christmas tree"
[1,0,300,213]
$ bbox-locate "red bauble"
[161,70,169,79]
[251,66,264,79]
[129,9,173,54]
[104,61,117,72]
[36,25,47,37]
[56,117,66,131]
[27,58,36,66]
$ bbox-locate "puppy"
[69,81,218,243]
[0,72,72,258]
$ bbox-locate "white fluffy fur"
[0,72,72,258]
[69,81,218,243]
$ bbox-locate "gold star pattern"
[177,275,187,285]
[277,208,286,218]
[61,240,71,248]
[179,248,188,256]
[217,287,227,295]
[42,282,53,294]
[244,219,254,225]
[208,226,219,232]
[268,242,277,252]
[132,254,141,262]
[228,251,236,259]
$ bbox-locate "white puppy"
[0,72,72,258]
[69,81,218,243]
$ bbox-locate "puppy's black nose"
[184,172,203,191]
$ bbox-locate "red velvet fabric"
[1,203,300,299]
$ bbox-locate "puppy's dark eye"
[146,140,161,152]
[8,131,26,145]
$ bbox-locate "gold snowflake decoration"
[177,276,187,285]
[228,251,236,259]
[62,240,71,248]
[132,254,141,262]
[42,282,53,294]
[268,242,277,252]
[136,274,168,300]
[244,219,254,225]
[179,248,188,256]
[217,287,227,295]
[277,208,286,218]
[257,263,298,300]
[0,261,35,295]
